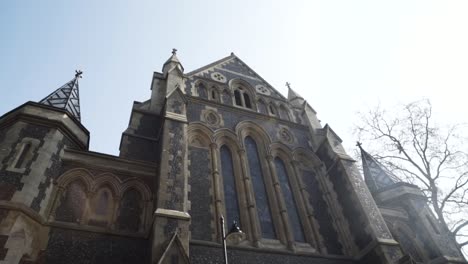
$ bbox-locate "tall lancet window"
[275,157,305,242]
[220,145,240,227]
[244,136,276,239]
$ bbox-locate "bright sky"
[1,0,467,155]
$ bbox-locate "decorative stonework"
[255,84,271,95]
[342,160,393,240]
[278,127,294,144]
[210,72,226,83]
[200,108,224,129]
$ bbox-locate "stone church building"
[0,51,466,263]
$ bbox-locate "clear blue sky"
[1,0,467,155]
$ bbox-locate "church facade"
[0,51,465,264]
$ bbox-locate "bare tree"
[355,99,468,253]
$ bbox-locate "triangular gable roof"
[39,71,82,121]
[186,53,286,100]
[157,231,189,264]
[288,86,304,101]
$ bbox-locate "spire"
[286,82,304,101]
[162,48,184,74]
[39,70,82,121]
[357,142,399,193]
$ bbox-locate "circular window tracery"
[256,85,271,95]
[203,110,221,127]
[279,128,294,144]
[211,72,227,83]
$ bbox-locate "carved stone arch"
[292,148,323,169]
[93,173,122,198]
[188,123,214,148]
[235,121,272,153]
[121,179,152,202]
[270,142,294,163]
[213,129,240,150]
[56,168,93,192]
[228,78,255,94]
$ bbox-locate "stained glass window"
[220,146,241,228]
[275,158,305,242]
[245,137,276,239]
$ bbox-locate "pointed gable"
[187,53,286,100]
[39,70,82,121]
[358,143,399,193]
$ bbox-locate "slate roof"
[39,70,82,121]
[359,143,399,193]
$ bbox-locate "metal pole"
[220,216,228,264]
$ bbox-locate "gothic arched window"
[244,136,276,239]
[234,87,252,109]
[117,189,143,232]
[197,83,207,99]
[220,145,241,227]
[55,180,87,223]
[275,157,305,242]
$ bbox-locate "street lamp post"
[220,216,245,264]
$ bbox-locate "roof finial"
[172,48,177,55]
[75,70,83,78]
[286,82,291,89]
[356,141,363,149]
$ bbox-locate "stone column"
[266,155,294,250]
[290,160,321,250]
[210,143,224,241]
[237,148,261,246]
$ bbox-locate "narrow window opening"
[269,105,276,115]
[234,90,242,106]
[243,93,251,108]
[211,90,217,100]
[15,143,31,169]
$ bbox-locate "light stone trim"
[165,111,188,123]
[154,208,190,220]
